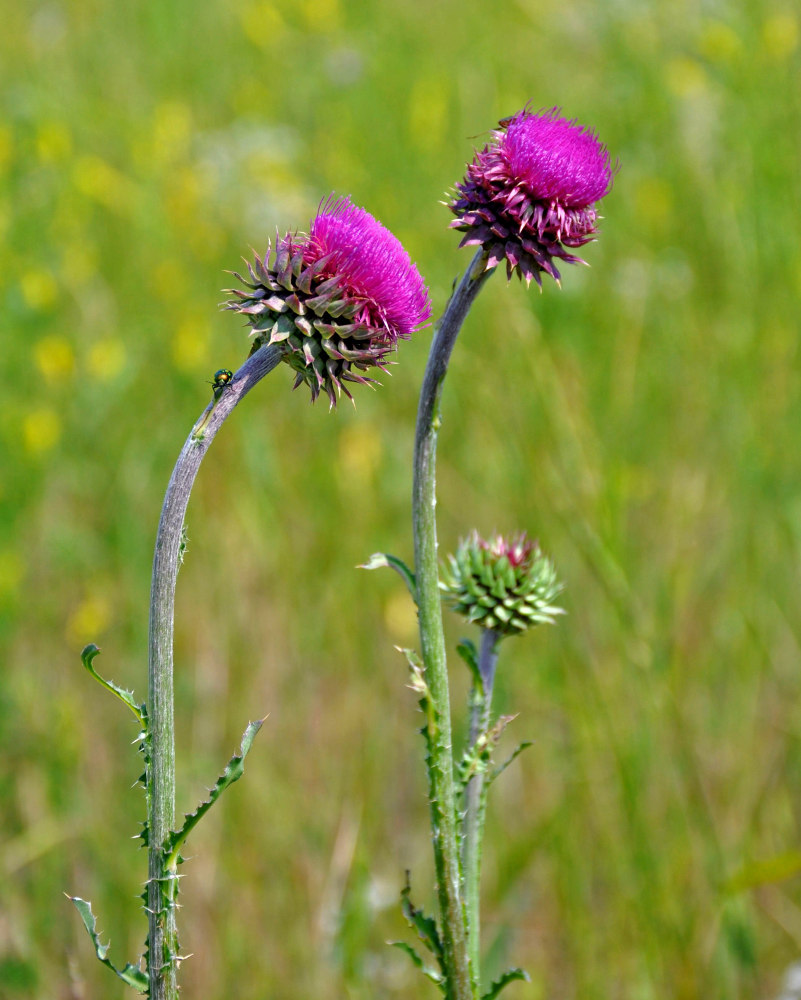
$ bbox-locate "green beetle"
[209,368,234,401]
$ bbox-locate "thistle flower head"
[450,107,615,285]
[440,531,565,637]
[226,196,431,407]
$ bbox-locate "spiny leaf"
[399,876,445,971]
[389,941,445,989]
[481,967,530,1000]
[458,738,490,789]
[360,552,417,603]
[163,718,264,868]
[397,647,438,744]
[489,740,533,788]
[67,895,148,992]
[456,638,483,694]
[459,716,519,789]
[80,645,146,728]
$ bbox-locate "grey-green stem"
[147,343,282,1000]
[412,248,493,1000]
[464,627,501,984]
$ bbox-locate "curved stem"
[464,628,501,985]
[412,249,493,1000]
[147,343,283,1000]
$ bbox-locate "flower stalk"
[147,343,282,1000]
[412,248,493,1000]
[463,627,500,982]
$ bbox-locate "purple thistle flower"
[450,107,616,286]
[226,196,431,407]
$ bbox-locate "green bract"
[440,532,565,636]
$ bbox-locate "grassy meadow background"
[2,0,801,997]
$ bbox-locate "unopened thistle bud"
[440,532,564,637]
[450,107,615,286]
[226,196,431,407]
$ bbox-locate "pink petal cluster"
[504,111,614,207]
[480,532,536,569]
[450,107,616,285]
[296,196,431,342]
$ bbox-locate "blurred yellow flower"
[666,57,708,98]
[151,101,192,167]
[634,177,673,232]
[36,122,73,163]
[301,0,339,30]
[699,21,742,64]
[67,594,111,647]
[151,259,187,302]
[165,166,203,227]
[72,155,138,216]
[34,335,75,383]
[172,317,209,372]
[0,549,22,602]
[383,590,418,643]
[23,408,62,455]
[0,126,12,173]
[20,271,59,311]
[240,1,285,49]
[762,13,798,60]
[185,219,224,261]
[409,75,448,150]
[338,424,382,488]
[61,242,98,286]
[87,339,126,381]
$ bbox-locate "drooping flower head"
[450,107,616,285]
[440,531,565,637]
[226,196,431,406]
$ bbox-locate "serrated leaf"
[80,645,146,727]
[399,878,445,970]
[397,648,438,744]
[389,941,445,988]
[481,967,530,1000]
[456,638,483,695]
[489,741,533,787]
[359,552,417,603]
[163,718,264,867]
[458,739,489,789]
[67,895,148,992]
[460,716,519,789]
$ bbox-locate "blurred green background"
[2,0,800,997]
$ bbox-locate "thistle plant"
[441,532,564,982]
[68,104,613,1000]
[368,105,614,999]
[69,197,430,1000]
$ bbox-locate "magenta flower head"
[450,107,616,286]
[226,196,431,406]
[440,531,564,637]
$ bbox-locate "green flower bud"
[440,532,564,637]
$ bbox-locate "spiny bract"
[440,531,565,636]
[226,196,431,407]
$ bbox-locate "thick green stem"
[147,344,282,1000]
[412,249,493,1000]
[463,628,500,985]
